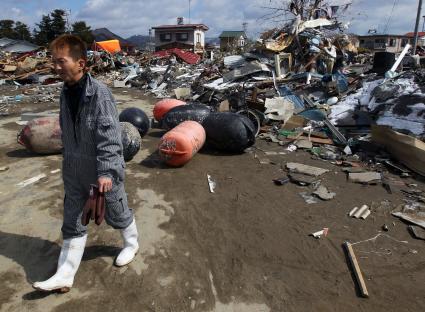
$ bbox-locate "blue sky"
[0,0,421,38]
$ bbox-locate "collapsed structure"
[1,1,423,172]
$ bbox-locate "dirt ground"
[0,86,425,312]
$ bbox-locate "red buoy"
[153,98,185,121]
[159,121,205,166]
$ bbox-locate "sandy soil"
[0,86,424,312]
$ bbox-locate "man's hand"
[98,176,112,193]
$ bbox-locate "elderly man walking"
[33,35,139,293]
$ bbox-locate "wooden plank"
[287,135,334,145]
[12,67,51,80]
[343,241,369,298]
[303,130,329,139]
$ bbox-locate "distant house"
[152,18,209,54]
[219,31,247,51]
[405,32,425,47]
[0,37,39,53]
[91,28,136,53]
[358,34,409,53]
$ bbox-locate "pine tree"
[72,21,94,44]
[14,21,32,41]
[50,9,66,38]
[0,20,15,39]
[34,14,54,46]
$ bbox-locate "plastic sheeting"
[95,40,121,54]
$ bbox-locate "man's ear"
[78,59,86,71]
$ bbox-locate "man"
[33,34,139,293]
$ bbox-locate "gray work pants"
[61,155,133,239]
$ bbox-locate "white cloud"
[76,0,187,37]
[343,0,420,35]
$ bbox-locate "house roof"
[0,37,16,47]
[152,24,209,31]
[219,31,247,39]
[153,48,200,64]
[405,32,425,37]
[0,38,39,53]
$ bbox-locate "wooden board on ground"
[287,134,334,145]
[343,241,369,298]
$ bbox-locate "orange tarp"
[95,40,121,53]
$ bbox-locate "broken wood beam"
[343,241,369,298]
[286,134,334,145]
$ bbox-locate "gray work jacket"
[59,73,124,181]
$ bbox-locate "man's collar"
[64,73,87,91]
[84,73,95,97]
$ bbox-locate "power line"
[383,0,398,34]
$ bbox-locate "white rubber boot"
[115,219,139,267]
[32,234,87,292]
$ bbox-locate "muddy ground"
[0,86,424,312]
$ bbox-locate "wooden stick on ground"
[343,241,369,298]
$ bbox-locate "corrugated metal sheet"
[223,55,246,69]
[153,48,200,65]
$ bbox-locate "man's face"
[52,46,85,84]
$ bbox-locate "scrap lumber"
[287,134,333,145]
[343,241,369,298]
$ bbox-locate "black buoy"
[119,107,150,137]
[120,122,141,161]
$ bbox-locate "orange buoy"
[159,121,206,166]
[153,99,185,121]
[17,116,62,154]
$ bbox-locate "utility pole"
[413,0,423,55]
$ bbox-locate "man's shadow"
[0,231,119,300]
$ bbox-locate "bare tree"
[259,0,326,23]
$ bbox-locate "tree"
[0,19,15,38]
[33,9,93,46]
[72,21,94,44]
[34,14,54,45]
[14,21,32,41]
[50,9,66,37]
[34,9,67,46]
[260,0,325,23]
